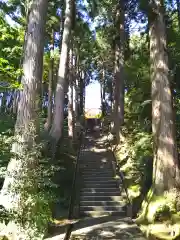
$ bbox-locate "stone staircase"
[79,133,127,218]
[45,132,146,240]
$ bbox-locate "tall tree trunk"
[50,0,74,143]
[59,0,65,51]
[68,48,74,139]
[113,0,125,143]
[74,56,79,123]
[175,0,180,90]
[45,29,55,131]
[73,55,80,139]
[79,70,85,116]
[0,0,48,236]
[149,0,180,194]
[101,67,106,117]
[12,5,31,116]
[73,79,79,125]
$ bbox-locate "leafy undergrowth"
[136,188,180,239]
[112,125,153,216]
[0,114,79,238]
[110,124,180,239]
[48,137,78,223]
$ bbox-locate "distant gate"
[85,108,102,119]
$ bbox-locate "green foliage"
[138,187,180,225]
[115,126,152,199]
[114,32,152,201]
[0,13,23,86]
[153,205,171,222]
[0,115,77,239]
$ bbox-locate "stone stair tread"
[81,173,113,176]
[80,168,112,170]
[82,176,114,179]
[81,170,112,173]
[80,192,122,197]
[80,210,126,217]
[84,183,117,187]
[81,170,113,172]
[77,133,128,225]
[80,205,126,209]
[83,181,116,183]
[81,164,111,166]
[80,196,124,201]
[80,201,126,206]
[68,134,146,240]
[81,187,120,190]
[80,161,111,164]
[82,178,115,182]
[83,180,116,182]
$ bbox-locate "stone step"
[80,166,112,170]
[80,159,111,162]
[80,200,126,207]
[81,170,112,173]
[80,195,124,201]
[79,210,126,218]
[83,179,117,183]
[81,176,114,179]
[82,166,112,169]
[80,160,111,163]
[81,170,113,174]
[79,162,112,166]
[80,205,126,212]
[81,172,113,176]
[83,183,118,188]
[80,191,122,197]
[81,188,120,193]
[82,177,116,181]
[81,169,112,172]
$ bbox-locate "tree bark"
[50,0,74,143]
[149,0,180,194]
[0,0,48,235]
[113,0,125,143]
[59,0,65,51]
[45,29,55,131]
[79,70,85,117]
[101,67,106,117]
[68,48,74,139]
[74,55,80,123]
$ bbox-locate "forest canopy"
[0,0,180,239]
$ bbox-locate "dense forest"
[0,0,180,239]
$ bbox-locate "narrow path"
[45,131,146,240]
[69,131,146,239]
[79,132,127,217]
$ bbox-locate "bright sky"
[85,82,101,109]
